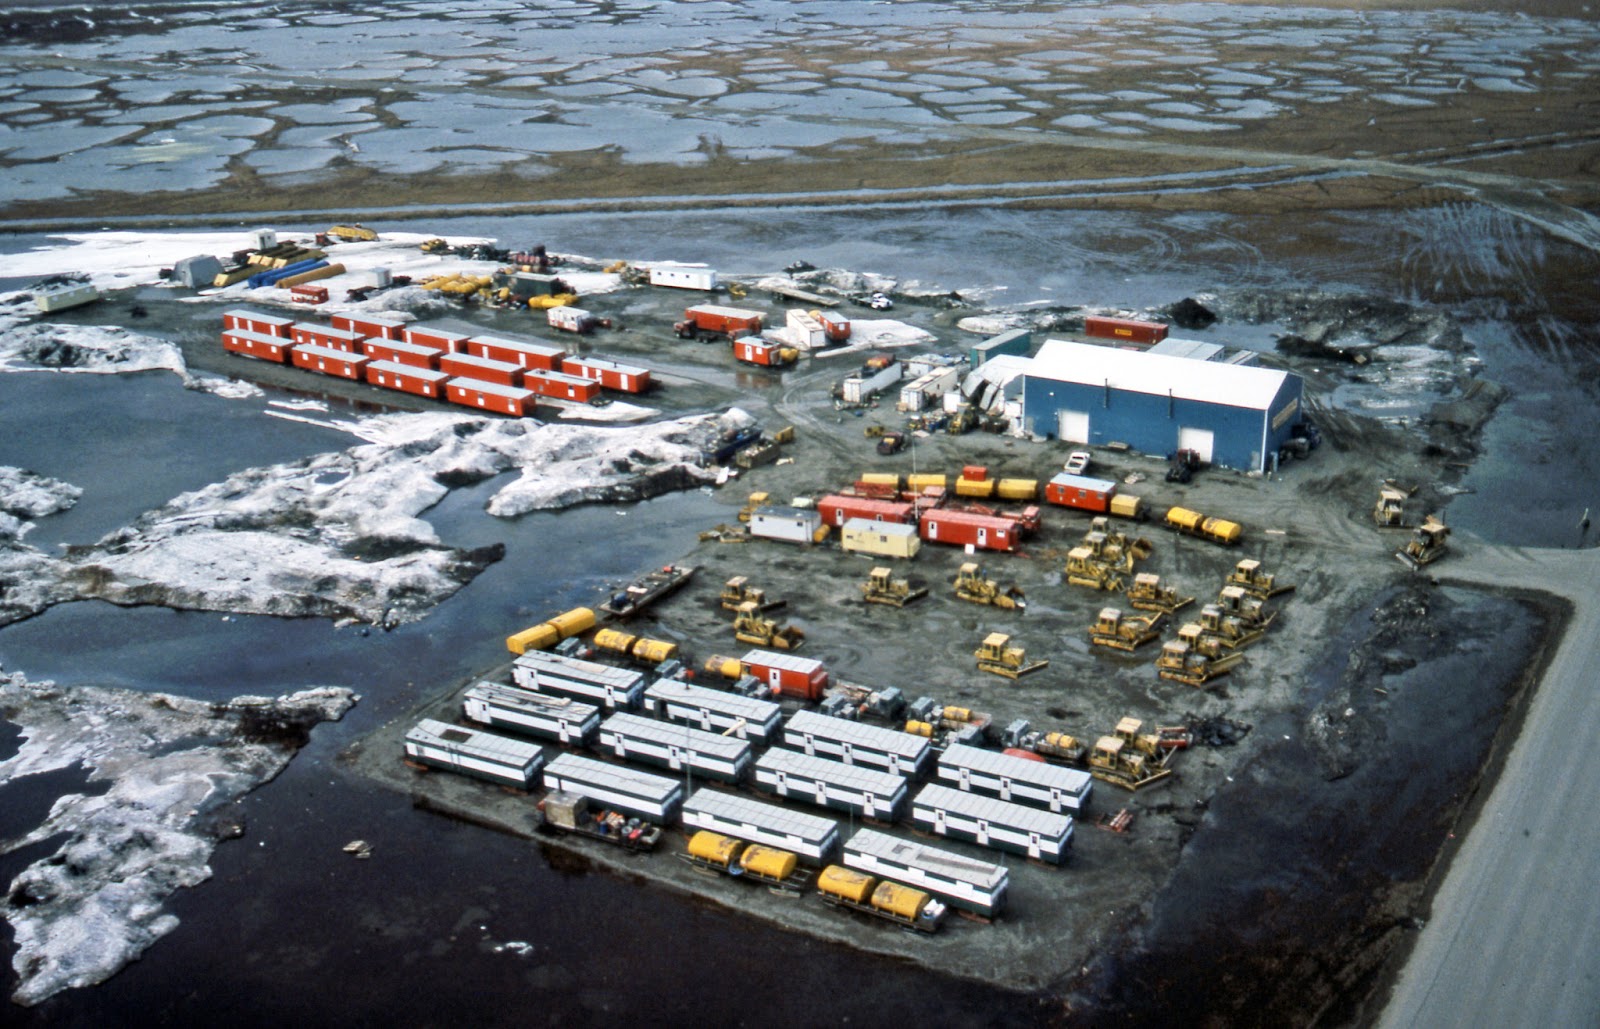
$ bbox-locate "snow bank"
[0,671,355,1007]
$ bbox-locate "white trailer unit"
[461,682,600,746]
[642,679,783,746]
[782,709,932,778]
[681,788,841,865]
[648,264,717,290]
[937,743,1094,816]
[753,748,908,823]
[542,752,684,823]
[748,506,821,545]
[910,784,1073,865]
[404,718,544,789]
[843,827,1010,918]
[597,713,753,784]
[841,361,903,404]
[512,651,645,710]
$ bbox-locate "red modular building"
[523,369,601,403]
[1044,473,1118,514]
[561,356,651,394]
[740,649,828,702]
[466,334,565,371]
[362,336,442,370]
[290,323,366,353]
[404,323,471,353]
[223,309,293,338]
[331,313,407,341]
[292,343,369,380]
[222,329,294,363]
[1084,316,1168,346]
[438,352,524,388]
[816,494,916,529]
[445,378,537,417]
[919,509,1019,552]
[366,360,449,399]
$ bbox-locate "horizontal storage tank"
[843,827,1009,918]
[910,784,1073,865]
[642,679,784,746]
[682,788,840,865]
[937,743,1093,815]
[366,360,449,399]
[461,682,600,747]
[404,718,544,789]
[221,329,293,363]
[596,712,753,784]
[783,709,931,778]
[542,752,684,823]
[753,748,908,823]
[512,650,645,710]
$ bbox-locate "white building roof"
[1029,339,1290,411]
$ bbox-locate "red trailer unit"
[332,313,407,341]
[365,360,449,399]
[466,334,565,372]
[221,329,294,363]
[292,343,369,380]
[523,369,602,403]
[919,509,1018,552]
[740,649,829,702]
[439,352,524,388]
[290,323,366,353]
[404,323,471,353]
[561,356,651,394]
[1044,473,1118,514]
[1084,316,1167,345]
[678,304,763,339]
[222,309,294,338]
[816,494,916,529]
[362,337,442,370]
[445,378,537,417]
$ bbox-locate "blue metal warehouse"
[1020,340,1304,472]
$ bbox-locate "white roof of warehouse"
[1029,339,1290,411]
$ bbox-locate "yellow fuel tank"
[630,637,680,664]
[906,473,948,492]
[904,720,934,737]
[870,881,931,921]
[996,478,1038,501]
[546,607,596,639]
[506,623,558,655]
[818,865,875,904]
[739,845,797,882]
[703,655,745,680]
[687,831,743,868]
[593,627,637,655]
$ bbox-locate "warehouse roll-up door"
[1177,426,1215,463]
[1057,409,1090,443]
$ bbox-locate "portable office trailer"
[405,323,471,353]
[361,336,441,369]
[466,335,565,371]
[783,709,932,778]
[741,650,829,701]
[291,343,368,380]
[332,313,407,341]
[839,519,921,560]
[365,360,448,398]
[462,682,600,746]
[748,506,821,545]
[910,784,1073,864]
[597,713,753,784]
[290,323,366,352]
[642,679,783,745]
[843,827,1009,918]
[541,752,684,823]
[561,356,651,394]
[937,743,1093,816]
[221,329,293,363]
[512,651,646,710]
[523,368,602,402]
[223,309,294,338]
[754,748,908,823]
[919,509,1018,552]
[648,264,717,290]
[404,718,544,789]
[681,788,841,865]
[439,351,524,388]
[816,495,915,529]
[445,378,536,417]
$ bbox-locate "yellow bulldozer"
[1397,514,1450,570]
[732,601,804,650]
[974,632,1048,679]
[1225,559,1294,599]
[1065,547,1125,592]
[1125,572,1194,616]
[860,566,927,607]
[1156,635,1244,687]
[720,576,784,612]
[1089,608,1164,652]
[952,562,1026,610]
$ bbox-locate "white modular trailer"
[843,828,1009,918]
[642,679,783,745]
[404,718,544,789]
[753,748,908,823]
[541,752,684,823]
[462,682,601,746]
[937,743,1093,816]
[682,788,841,865]
[512,651,646,710]
[911,784,1073,865]
[782,709,932,778]
[597,713,754,784]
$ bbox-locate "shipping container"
[362,337,443,369]
[919,509,1018,552]
[754,748,908,823]
[439,351,524,388]
[648,264,717,291]
[816,494,915,529]
[405,323,471,353]
[682,788,840,865]
[462,682,601,746]
[542,752,684,823]
[642,679,784,746]
[365,359,449,398]
[290,323,366,352]
[1084,316,1167,345]
[1044,472,1118,513]
[783,709,932,778]
[332,313,407,341]
[223,309,294,338]
[512,651,646,710]
[291,343,368,380]
[221,329,294,363]
[937,743,1093,815]
[523,368,602,403]
[561,356,651,394]
[839,519,921,560]
[910,783,1073,865]
[404,718,544,789]
[467,334,565,371]
[740,650,829,701]
[597,713,753,784]
[445,378,537,417]
[844,827,1009,918]
[747,506,822,546]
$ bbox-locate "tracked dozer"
[1214,585,1273,628]
[1089,607,1164,652]
[721,576,784,612]
[1196,603,1269,649]
[952,562,1026,610]
[1397,515,1450,570]
[1125,572,1194,616]
[1225,559,1294,599]
[1088,735,1172,790]
[974,632,1048,679]
[1156,637,1244,687]
[1065,547,1125,592]
[732,601,804,650]
[860,566,927,607]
